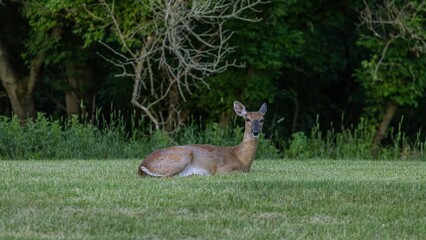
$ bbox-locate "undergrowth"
[0,114,278,160]
[287,117,426,160]
[0,114,425,160]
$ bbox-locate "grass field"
[0,159,425,239]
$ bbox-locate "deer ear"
[233,101,247,117]
[259,103,267,116]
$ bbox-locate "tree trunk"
[0,26,61,121]
[64,59,95,118]
[0,41,37,120]
[165,81,180,132]
[65,91,81,117]
[65,61,81,117]
[1,82,36,120]
[372,101,398,151]
[291,92,299,133]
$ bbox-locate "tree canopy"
[1,0,426,147]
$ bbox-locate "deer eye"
[245,118,251,122]
[260,119,265,123]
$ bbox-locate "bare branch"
[360,0,426,81]
[98,0,265,130]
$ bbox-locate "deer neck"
[235,132,259,169]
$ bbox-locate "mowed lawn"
[0,159,425,239]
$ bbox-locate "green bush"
[0,114,136,160]
[1,113,425,160]
[283,117,426,160]
[0,114,280,160]
[0,114,63,159]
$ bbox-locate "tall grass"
[0,114,279,160]
[0,114,146,160]
[1,113,425,160]
[286,117,426,160]
[286,118,376,160]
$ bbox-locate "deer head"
[234,101,267,138]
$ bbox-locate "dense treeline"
[1,0,426,156]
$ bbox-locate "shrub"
[0,114,281,160]
[1,113,424,160]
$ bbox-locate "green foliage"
[149,130,176,150]
[355,1,426,114]
[0,114,280,160]
[3,0,426,158]
[229,0,306,72]
[187,0,308,123]
[356,40,426,112]
[0,114,127,160]
[175,121,243,146]
[189,0,364,138]
[2,112,426,160]
[22,0,150,51]
[284,117,426,160]
[0,114,62,159]
[287,132,310,159]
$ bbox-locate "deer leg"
[178,158,217,177]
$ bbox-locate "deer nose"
[252,130,259,137]
[251,121,260,137]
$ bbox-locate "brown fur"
[137,101,267,177]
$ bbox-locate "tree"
[356,0,426,149]
[191,0,363,137]
[0,1,99,120]
[187,0,305,126]
[0,2,61,120]
[22,0,99,119]
[96,0,264,131]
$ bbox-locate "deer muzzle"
[251,120,261,138]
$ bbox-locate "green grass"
[1,159,425,239]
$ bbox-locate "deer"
[137,101,267,177]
